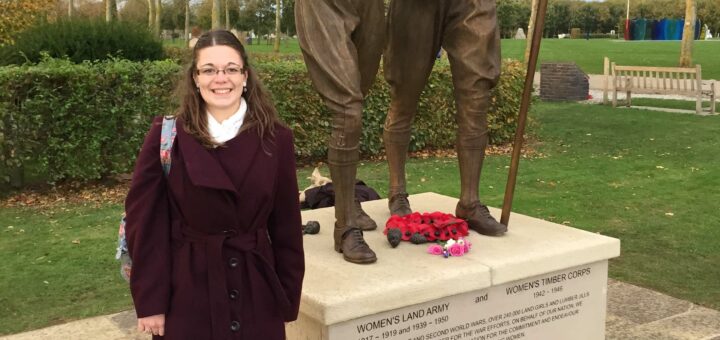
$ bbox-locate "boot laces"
[476,203,492,217]
[463,201,495,220]
[344,227,367,246]
[391,192,410,207]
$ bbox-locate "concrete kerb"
[535,72,719,114]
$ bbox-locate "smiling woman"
[123,30,305,339]
[193,46,247,124]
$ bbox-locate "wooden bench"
[603,58,716,114]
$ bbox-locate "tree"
[106,0,117,22]
[0,0,56,45]
[497,0,529,39]
[679,0,696,67]
[572,3,598,36]
[226,0,230,29]
[545,1,571,38]
[69,0,75,17]
[212,0,221,29]
[273,0,280,52]
[155,0,162,36]
[185,0,190,41]
[118,0,148,25]
[525,0,537,63]
[146,0,155,33]
[280,0,295,36]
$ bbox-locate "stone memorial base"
[286,193,620,340]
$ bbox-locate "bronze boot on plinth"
[455,91,507,236]
[329,147,377,264]
[354,199,378,231]
[383,128,413,216]
[334,225,376,264]
[456,200,507,236]
[388,192,412,217]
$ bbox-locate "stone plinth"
[540,62,590,101]
[286,192,620,340]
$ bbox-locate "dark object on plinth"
[303,221,320,235]
[540,62,589,101]
[387,228,402,248]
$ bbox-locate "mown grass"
[165,38,720,78]
[501,38,720,78]
[0,204,131,335]
[1,100,719,335]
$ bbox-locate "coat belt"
[180,226,291,340]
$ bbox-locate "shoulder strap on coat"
[160,116,177,175]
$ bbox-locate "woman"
[124,30,304,339]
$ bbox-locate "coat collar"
[176,119,260,194]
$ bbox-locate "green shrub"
[162,45,192,65]
[0,57,181,185]
[257,57,527,158]
[0,57,526,186]
[0,18,164,66]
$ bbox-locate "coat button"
[230,320,241,332]
[229,289,239,300]
[229,258,239,268]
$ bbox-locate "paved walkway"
[539,73,719,116]
[2,278,719,339]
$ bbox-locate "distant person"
[125,30,304,339]
[383,0,507,236]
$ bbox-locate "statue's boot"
[383,128,413,216]
[329,147,377,264]
[455,200,507,236]
[354,199,377,231]
[454,88,506,236]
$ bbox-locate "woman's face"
[193,45,248,117]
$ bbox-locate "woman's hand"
[137,314,165,336]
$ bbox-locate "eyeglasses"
[196,66,245,77]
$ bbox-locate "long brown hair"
[176,30,279,148]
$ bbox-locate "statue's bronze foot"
[388,192,412,216]
[334,225,377,264]
[354,199,377,231]
[455,201,507,236]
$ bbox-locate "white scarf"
[207,98,247,144]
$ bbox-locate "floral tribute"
[383,212,469,247]
[427,238,472,258]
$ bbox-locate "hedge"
[0,56,526,187]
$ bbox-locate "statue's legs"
[385,0,505,235]
[443,0,506,236]
[296,0,384,263]
[383,1,441,217]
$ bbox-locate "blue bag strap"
[160,116,177,175]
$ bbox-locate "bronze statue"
[295,0,385,263]
[383,0,507,236]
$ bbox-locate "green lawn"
[166,37,720,79]
[501,39,720,78]
[2,100,719,335]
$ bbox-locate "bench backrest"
[611,63,703,95]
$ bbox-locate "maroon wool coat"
[125,116,305,340]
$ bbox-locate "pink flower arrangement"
[426,237,472,258]
[427,244,444,255]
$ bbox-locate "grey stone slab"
[605,312,641,339]
[607,279,692,324]
[632,305,720,339]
